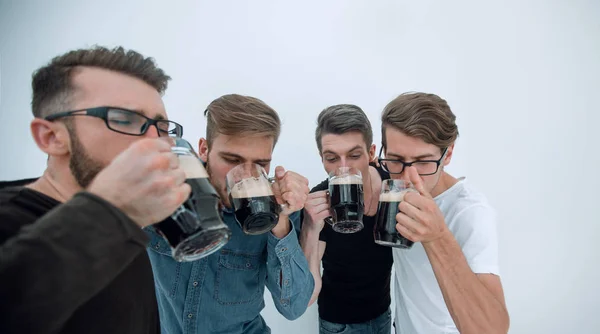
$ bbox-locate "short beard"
[204,154,231,208]
[67,123,104,188]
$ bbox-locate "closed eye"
[109,119,132,125]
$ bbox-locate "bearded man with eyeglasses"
[0,46,188,334]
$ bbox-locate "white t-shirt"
[393,177,500,334]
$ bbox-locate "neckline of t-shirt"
[19,187,62,205]
[434,176,466,201]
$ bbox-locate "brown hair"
[31,45,171,118]
[204,94,281,148]
[381,92,458,151]
[315,104,373,152]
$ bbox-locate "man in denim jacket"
[146,94,314,334]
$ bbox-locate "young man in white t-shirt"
[377,92,510,334]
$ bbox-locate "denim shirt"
[146,207,314,334]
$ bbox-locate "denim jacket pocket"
[214,249,264,305]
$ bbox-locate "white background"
[1,1,599,333]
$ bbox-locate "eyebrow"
[118,107,166,121]
[322,145,363,155]
[220,152,271,164]
[385,152,436,160]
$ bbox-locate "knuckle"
[175,169,186,184]
[154,174,176,189]
[395,223,403,233]
[172,185,190,206]
[282,192,294,202]
[150,154,170,170]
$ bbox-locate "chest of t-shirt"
[322,216,392,269]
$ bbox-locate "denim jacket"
[146,207,314,334]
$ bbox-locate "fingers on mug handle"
[268,176,292,214]
[280,203,292,215]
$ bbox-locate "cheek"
[351,156,370,168]
[424,180,436,192]
[422,174,441,192]
[79,132,133,164]
[323,161,341,174]
[106,140,138,163]
[208,159,231,187]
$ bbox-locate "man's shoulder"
[0,177,39,191]
[439,180,497,240]
[0,188,43,243]
[439,179,493,211]
[0,178,44,217]
[310,179,328,193]
[0,187,21,204]
[0,186,35,215]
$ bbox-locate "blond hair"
[204,94,281,148]
[381,92,458,151]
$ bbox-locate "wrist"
[301,220,322,237]
[422,228,454,249]
[271,214,291,239]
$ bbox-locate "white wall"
[1,0,599,333]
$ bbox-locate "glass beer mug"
[152,138,231,261]
[373,179,417,248]
[226,162,291,235]
[326,167,364,233]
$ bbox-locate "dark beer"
[328,175,364,233]
[229,177,280,235]
[374,191,413,248]
[154,154,230,261]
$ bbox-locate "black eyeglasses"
[44,106,183,137]
[378,147,448,176]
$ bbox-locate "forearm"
[299,224,322,306]
[424,232,509,334]
[0,192,148,333]
[266,225,314,320]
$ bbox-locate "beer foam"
[379,189,416,202]
[179,155,209,179]
[330,174,362,185]
[230,177,274,198]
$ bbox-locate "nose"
[397,167,411,183]
[144,124,160,139]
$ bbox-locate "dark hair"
[315,104,373,152]
[204,94,281,148]
[381,92,459,151]
[31,45,171,118]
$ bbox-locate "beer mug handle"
[268,177,292,215]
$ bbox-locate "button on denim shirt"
[146,206,314,334]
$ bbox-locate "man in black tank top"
[299,104,393,333]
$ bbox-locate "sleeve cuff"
[469,263,500,276]
[268,220,300,258]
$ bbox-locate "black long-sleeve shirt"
[0,180,159,334]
